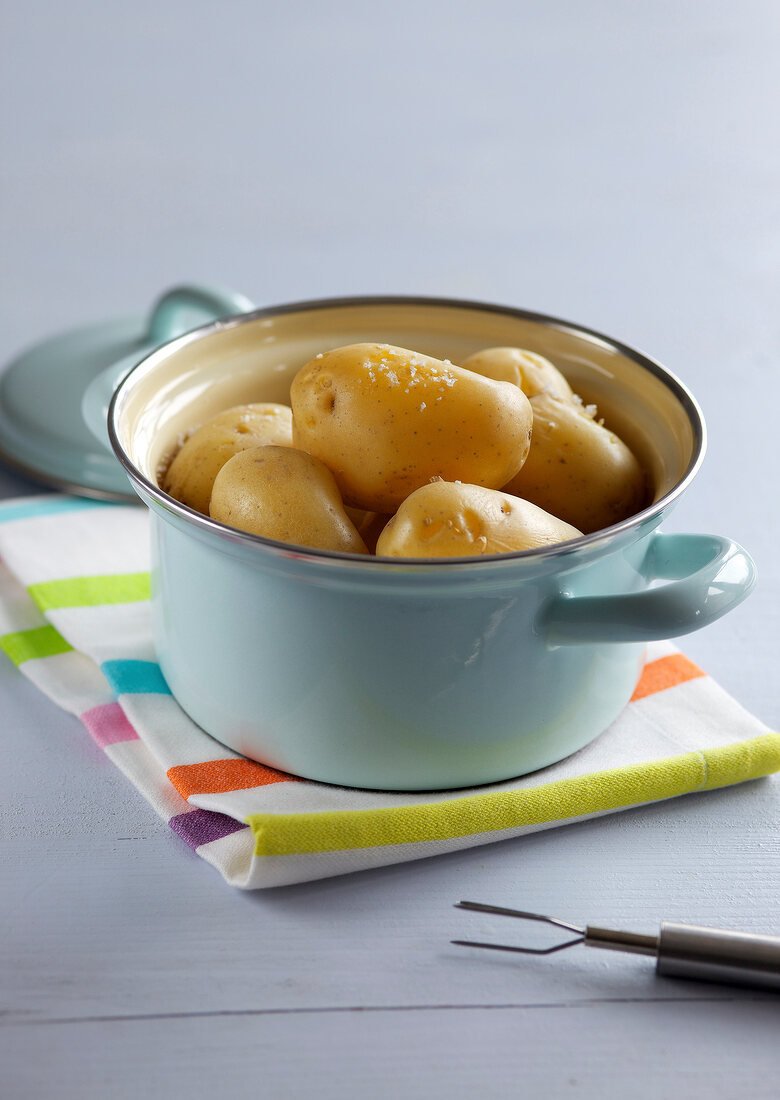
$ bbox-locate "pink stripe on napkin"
[82,702,140,749]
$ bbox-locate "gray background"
[1,3,778,1097]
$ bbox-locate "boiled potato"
[376,480,582,558]
[209,445,368,554]
[162,403,293,514]
[290,343,533,513]
[461,346,575,401]
[503,391,646,534]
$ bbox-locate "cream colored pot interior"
[115,301,698,506]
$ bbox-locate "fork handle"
[656,922,780,990]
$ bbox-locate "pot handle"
[539,532,756,646]
[82,283,255,450]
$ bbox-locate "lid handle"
[146,284,255,343]
[82,283,255,451]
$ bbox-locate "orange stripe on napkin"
[167,758,298,798]
[631,653,705,702]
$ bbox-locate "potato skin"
[375,480,582,559]
[290,343,533,512]
[503,391,646,534]
[162,403,293,514]
[461,346,575,401]
[209,445,368,554]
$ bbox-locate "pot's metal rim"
[108,293,707,571]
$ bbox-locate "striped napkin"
[1,494,778,888]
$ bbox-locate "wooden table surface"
[1,3,778,1096]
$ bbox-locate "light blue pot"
[109,297,755,790]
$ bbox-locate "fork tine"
[455,900,584,936]
[452,936,585,956]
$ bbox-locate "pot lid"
[0,284,255,500]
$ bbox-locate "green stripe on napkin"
[0,624,73,666]
[28,572,151,610]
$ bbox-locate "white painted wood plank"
[3,1000,778,1100]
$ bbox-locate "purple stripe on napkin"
[169,808,249,850]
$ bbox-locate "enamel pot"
[107,297,755,791]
